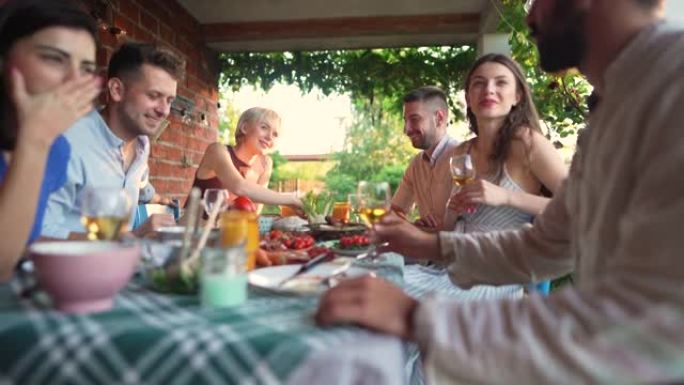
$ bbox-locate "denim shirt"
[41,110,154,238]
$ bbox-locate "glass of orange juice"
[331,202,351,225]
[220,210,259,271]
[279,205,297,217]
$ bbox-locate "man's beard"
[536,5,587,72]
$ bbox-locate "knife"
[278,251,333,288]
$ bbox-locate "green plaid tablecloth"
[0,261,522,385]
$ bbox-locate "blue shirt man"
[41,111,153,238]
[41,42,185,239]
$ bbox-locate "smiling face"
[4,26,97,96]
[110,64,177,138]
[403,100,443,150]
[466,62,521,123]
[240,116,280,154]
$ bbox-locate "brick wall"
[83,0,220,204]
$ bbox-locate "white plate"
[248,260,369,295]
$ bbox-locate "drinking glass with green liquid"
[201,246,247,308]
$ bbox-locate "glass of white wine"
[449,154,476,214]
[443,154,477,231]
[356,181,391,259]
[81,187,131,241]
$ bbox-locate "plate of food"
[259,230,329,266]
[330,235,371,257]
[248,259,369,296]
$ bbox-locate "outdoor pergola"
[176,0,511,55]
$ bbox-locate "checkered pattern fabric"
[0,261,522,385]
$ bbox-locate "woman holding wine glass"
[186,107,301,215]
[446,54,567,234]
[0,0,101,281]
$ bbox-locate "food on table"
[272,216,307,231]
[301,191,333,224]
[258,230,331,266]
[337,234,370,250]
[232,196,256,212]
[255,248,271,267]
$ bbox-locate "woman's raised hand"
[449,179,511,213]
[10,68,101,149]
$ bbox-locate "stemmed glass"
[347,193,362,224]
[203,188,229,226]
[445,154,477,229]
[81,187,131,241]
[356,181,391,259]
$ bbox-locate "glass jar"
[200,246,247,308]
[220,210,259,271]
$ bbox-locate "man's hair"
[402,86,449,113]
[108,42,185,81]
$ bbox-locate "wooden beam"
[202,13,480,43]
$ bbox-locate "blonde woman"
[187,107,298,213]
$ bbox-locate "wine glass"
[356,181,391,259]
[347,193,362,224]
[202,189,229,225]
[81,187,131,241]
[449,154,476,214]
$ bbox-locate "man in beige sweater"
[317,0,684,383]
[391,86,459,231]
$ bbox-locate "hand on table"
[132,213,176,238]
[316,275,419,340]
[371,212,441,261]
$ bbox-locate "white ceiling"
[176,0,496,52]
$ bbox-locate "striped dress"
[455,165,534,234]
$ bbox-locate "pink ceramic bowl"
[29,241,141,314]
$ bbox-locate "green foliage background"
[217,0,591,207]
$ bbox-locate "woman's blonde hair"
[234,107,281,145]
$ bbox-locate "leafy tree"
[216,0,592,207]
[219,47,476,124]
[323,97,415,201]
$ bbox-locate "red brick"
[113,15,136,37]
[139,10,159,35]
[118,0,140,23]
[158,128,183,144]
[134,25,154,42]
[159,24,175,45]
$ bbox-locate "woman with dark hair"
[447,53,567,233]
[0,0,102,281]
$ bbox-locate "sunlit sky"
[225,84,353,156]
